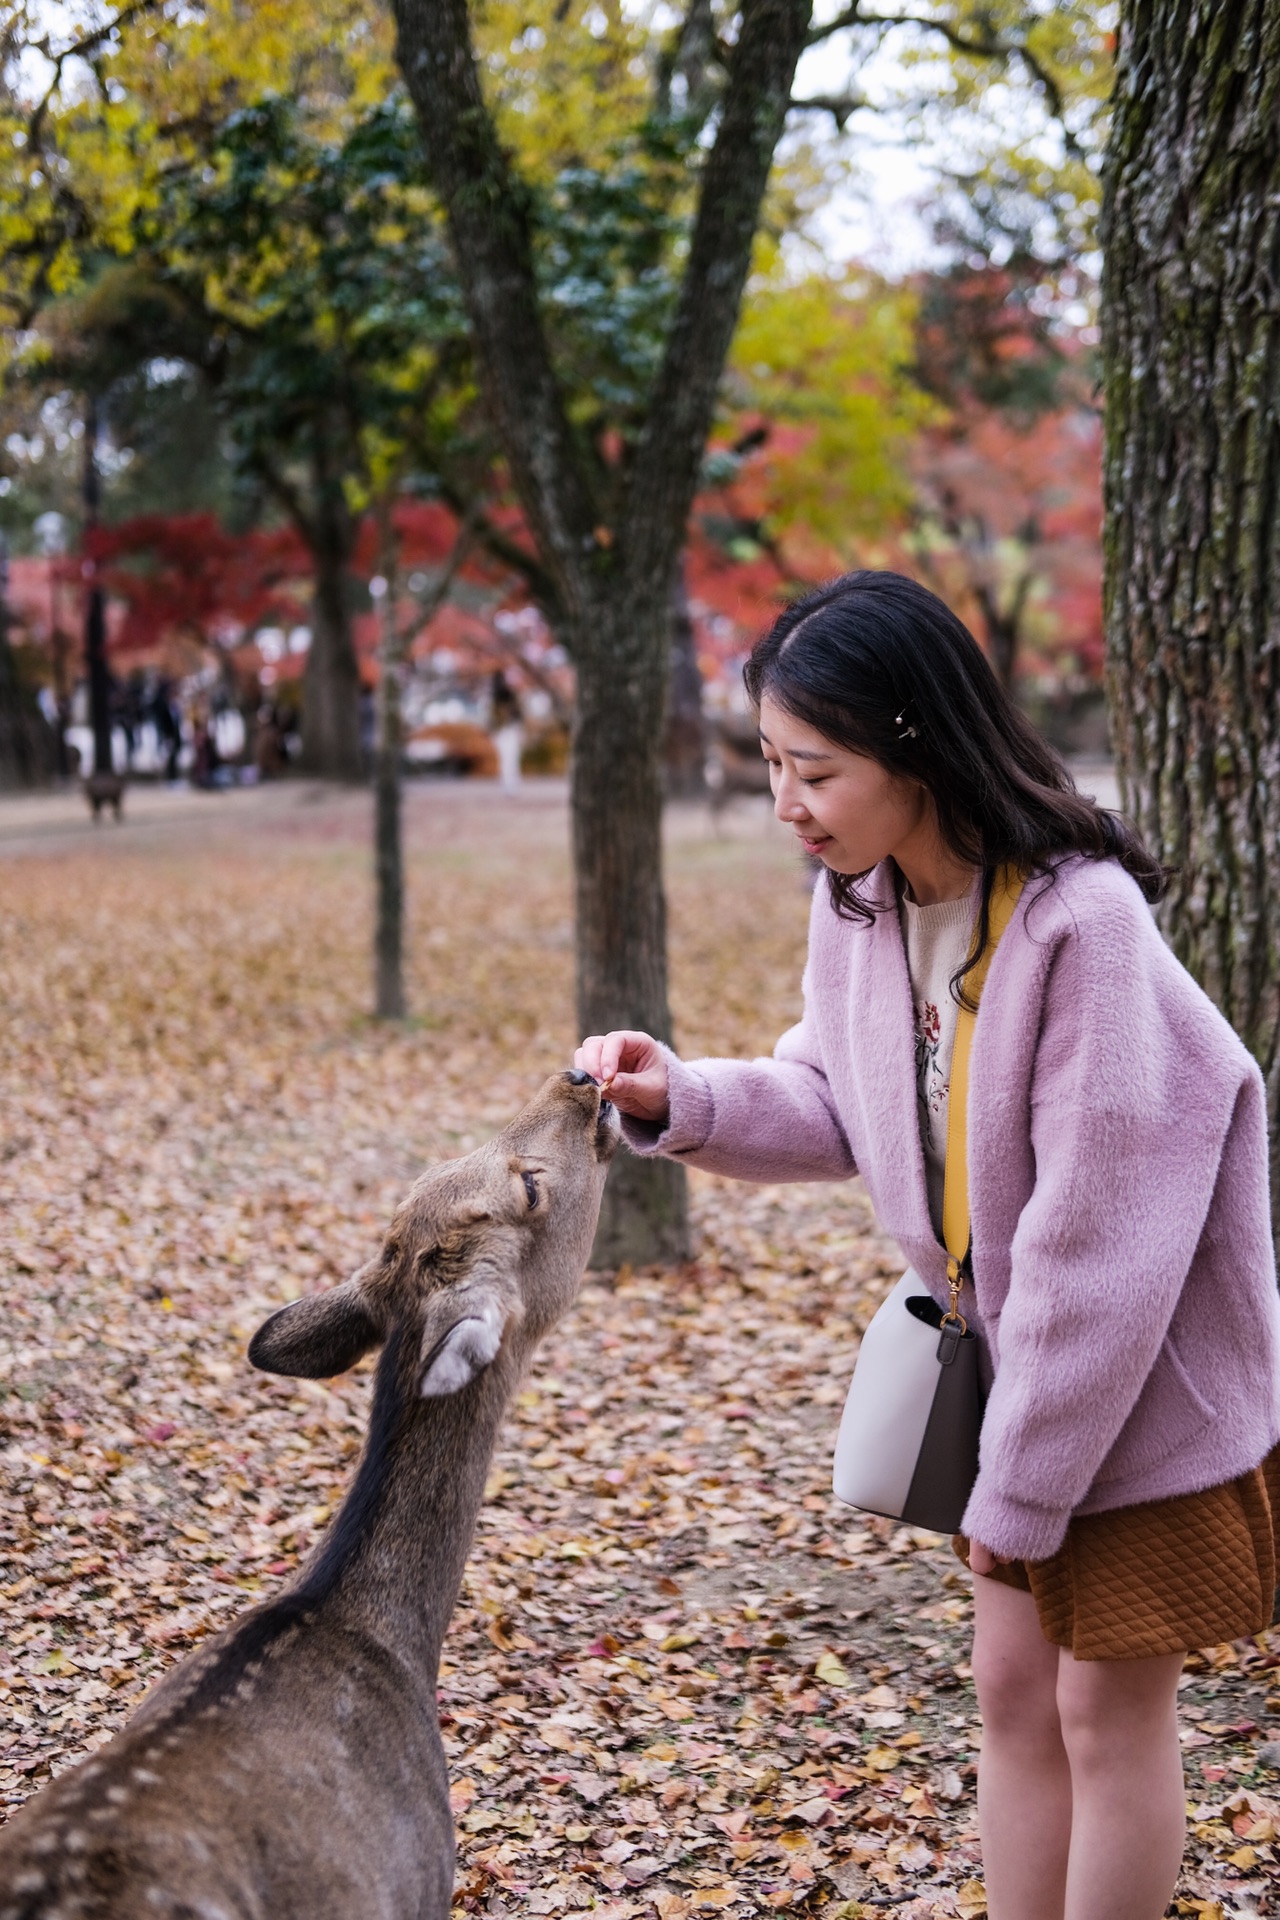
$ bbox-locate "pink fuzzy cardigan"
[623,856,1280,1561]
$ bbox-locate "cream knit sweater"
[897,881,979,1239]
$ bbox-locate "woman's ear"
[249,1272,382,1379]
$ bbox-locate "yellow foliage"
[472,0,654,179]
[726,266,936,552]
[0,0,393,338]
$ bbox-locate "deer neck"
[289,1326,525,1680]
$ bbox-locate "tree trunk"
[571,593,690,1267]
[300,530,362,780]
[0,538,56,791]
[664,560,706,798]
[83,399,113,778]
[1102,0,1280,1267]
[373,547,407,1021]
[391,0,811,1264]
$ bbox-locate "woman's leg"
[971,1573,1073,1920]
[1055,1646,1185,1920]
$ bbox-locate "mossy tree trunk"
[1102,0,1280,1267]
[664,561,707,799]
[300,507,362,781]
[570,590,688,1262]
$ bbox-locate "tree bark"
[83,398,113,778]
[572,591,689,1263]
[1102,0,1280,1266]
[392,0,812,1264]
[0,537,56,791]
[300,495,362,782]
[665,560,707,798]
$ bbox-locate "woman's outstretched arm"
[575,998,857,1186]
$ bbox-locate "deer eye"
[521,1171,540,1210]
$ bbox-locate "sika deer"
[0,1068,617,1919]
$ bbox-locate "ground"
[0,778,1276,1920]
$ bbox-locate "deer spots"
[131,1768,161,1787]
[105,1786,129,1806]
[9,1870,45,1895]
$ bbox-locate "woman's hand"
[574,1030,670,1125]
[968,1540,1016,1577]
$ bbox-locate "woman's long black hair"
[744,570,1168,1003]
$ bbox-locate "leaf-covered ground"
[0,780,1277,1919]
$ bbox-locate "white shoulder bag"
[832,866,1024,1535]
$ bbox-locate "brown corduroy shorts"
[954,1445,1280,1661]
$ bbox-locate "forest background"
[1,0,1277,1273]
[0,0,1107,750]
[0,0,1114,1262]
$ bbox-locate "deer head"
[248,1069,618,1395]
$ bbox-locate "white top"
[897,879,979,1238]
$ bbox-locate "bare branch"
[803,7,1082,155]
[27,1,161,151]
[433,480,564,626]
[804,5,867,43]
[789,89,866,128]
[253,457,319,555]
[399,509,478,646]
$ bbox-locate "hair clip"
[895,707,917,741]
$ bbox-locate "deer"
[0,1067,618,1919]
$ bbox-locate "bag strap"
[940,863,1025,1330]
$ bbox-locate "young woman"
[575,571,1280,1920]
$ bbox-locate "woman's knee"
[971,1580,1060,1736]
[1055,1651,1183,1772]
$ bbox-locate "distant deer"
[0,1069,617,1919]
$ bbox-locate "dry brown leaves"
[0,782,1277,1918]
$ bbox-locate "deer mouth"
[594,1096,621,1161]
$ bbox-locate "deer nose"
[563,1068,596,1087]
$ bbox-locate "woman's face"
[758,693,930,875]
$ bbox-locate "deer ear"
[419,1297,505,1398]
[249,1278,381,1379]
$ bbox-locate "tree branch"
[399,509,478,648]
[789,89,866,128]
[433,478,565,627]
[803,7,1081,154]
[624,0,813,592]
[26,1,161,150]
[253,457,319,554]
[389,0,600,614]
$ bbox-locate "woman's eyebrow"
[757,732,837,762]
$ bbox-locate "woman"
[576,571,1280,1920]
